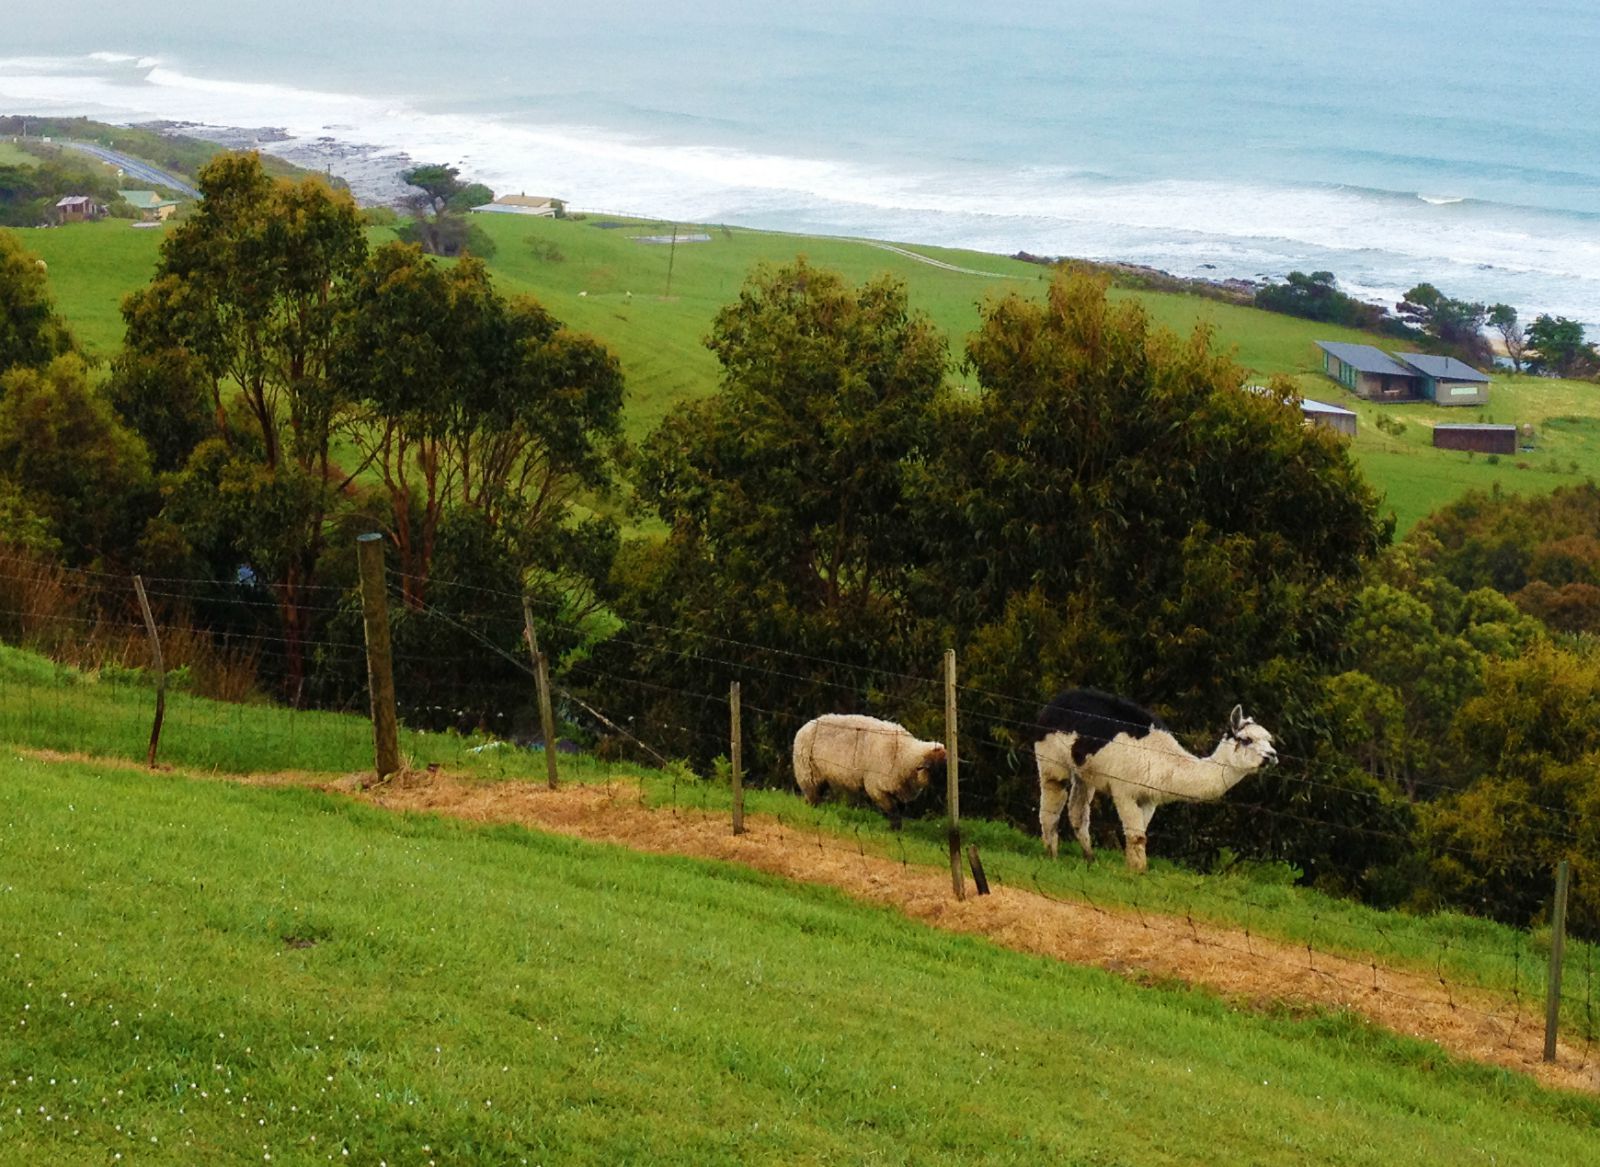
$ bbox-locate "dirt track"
[347,768,1599,1095]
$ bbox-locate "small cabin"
[1315,341,1420,402]
[472,194,560,217]
[118,189,180,221]
[54,195,102,223]
[1395,353,1491,407]
[1432,423,1516,455]
[1300,396,1358,437]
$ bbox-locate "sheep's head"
[1225,705,1277,769]
[909,743,947,798]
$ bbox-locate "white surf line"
[861,240,1026,279]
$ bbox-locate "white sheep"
[793,714,946,828]
[1033,688,1277,872]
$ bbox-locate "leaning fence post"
[356,533,401,780]
[1544,858,1572,1062]
[945,648,965,901]
[132,575,166,768]
[730,681,745,835]
[521,599,559,790]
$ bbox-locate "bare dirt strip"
[22,751,1600,1094]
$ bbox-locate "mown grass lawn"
[3,754,1599,1166]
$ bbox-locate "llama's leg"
[1038,777,1070,858]
[1111,792,1149,873]
[1067,777,1096,863]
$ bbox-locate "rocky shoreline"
[139,120,424,208]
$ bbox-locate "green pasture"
[0,140,39,167]
[3,754,1598,1166]
[12,203,1600,531]
[2,641,1594,1045]
[12,219,166,358]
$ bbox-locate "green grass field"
[10,204,1599,531]
[5,753,1599,1165]
[3,641,1595,1043]
[14,218,167,358]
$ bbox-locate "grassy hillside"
[15,219,166,357]
[4,752,1599,1165]
[3,641,1595,1042]
[10,203,1598,531]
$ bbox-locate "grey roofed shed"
[1314,341,1414,376]
[1393,353,1491,383]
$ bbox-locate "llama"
[1032,688,1277,872]
[793,714,946,829]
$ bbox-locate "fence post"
[730,681,745,835]
[1544,858,1572,1062]
[131,575,166,769]
[521,599,559,791]
[356,533,401,780]
[945,648,965,901]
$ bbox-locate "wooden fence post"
[132,575,166,769]
[356,533,401,780]
[522,599,559,791]
[730,681,745,835]
[1544,858,1572,1062]
[945,648,965,901]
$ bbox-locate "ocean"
[5,0,1599,325]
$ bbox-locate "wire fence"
[1,544,1595,1073]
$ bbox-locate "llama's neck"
[1162,738,1258,803]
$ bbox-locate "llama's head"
[1223,705,1278,769]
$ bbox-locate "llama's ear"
[1229,705,1245,732]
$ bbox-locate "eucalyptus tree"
[611,258,951,765]
[119,152,368,697]
[334,242,625,611]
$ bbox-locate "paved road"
[61,141,201,200]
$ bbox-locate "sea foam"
[3,51,1599,326]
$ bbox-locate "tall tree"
[335,242,624,609]
[1396,283,1491,365]
[1525,314,1597,378]
[1487,303,1526,373]
[607,258,950,763]
[120,152,367,695]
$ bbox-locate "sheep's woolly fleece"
[22,751,1598,1095]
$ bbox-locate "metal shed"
[1432,423,1516,454]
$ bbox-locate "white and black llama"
[1032,688,1277,872]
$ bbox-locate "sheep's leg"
[1067,777,1095,863]
[1111,792,1149,873]
[1038,777,1070,859]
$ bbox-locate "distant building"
[471,194,561,217]
[1299,395,1358,437]
[54,195,102,223]
[1315,340,1491,406]
[1393,352,1491,407]
[1245,385,1358,436]
[1315,342,1420,402]
[1433,423,1517,455]
[118,189,180,221]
